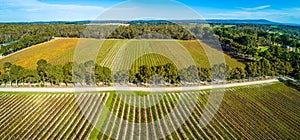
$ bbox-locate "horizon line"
[0,19,298,26]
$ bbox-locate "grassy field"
[0,83,299,139]
[0,38,244,70]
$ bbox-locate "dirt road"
[0,79,279,93]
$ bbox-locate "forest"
[0,22,299,83]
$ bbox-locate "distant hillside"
[2,19,298,26]
[205,19,279,25]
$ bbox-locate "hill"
[3,19,294,26]
[0,38,244,70]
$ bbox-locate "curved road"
[0,79,278,93]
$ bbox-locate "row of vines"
[0,83,299,139]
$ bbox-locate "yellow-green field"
[0,38,244,70]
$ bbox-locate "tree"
[128,69,137,84]
[56,65,64,86]
[211,64,227,81]
[164,63,178,84]
[0,71,2,85]
[1,73,9,87]
[84,61,95,85]
[261,59,271,76]
[9,64,24,87]
[113,71,128,84]
[37,59,48,85]
[63,62,73,86]
[283,62,293,76]
[156,65,166,79]
[3,62,12,86]
[137,65,151,83]
[73,63,85,86]
[103,67,111,85]
[245,62,257,79]
[226,66,233,80]
[180,65,198,83]
[198,67,211,82]
[48,65,64,86]
[3,62,12,73]
[45,63,55,86]
[237,67,246,79]
[95,64,104,86]
[24,69,39,87]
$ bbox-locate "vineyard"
[0,83,299,139]
[0,38,244,70]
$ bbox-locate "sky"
[0,0,299,24]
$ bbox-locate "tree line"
[0,60,111,87]
[0,58,291,87]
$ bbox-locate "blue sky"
[0,0,299,23]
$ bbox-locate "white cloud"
[241,5,271,11]
[95,1,202,20]
[0,0,105,22]
[0,0,204,22]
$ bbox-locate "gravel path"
[0,79,278,93]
